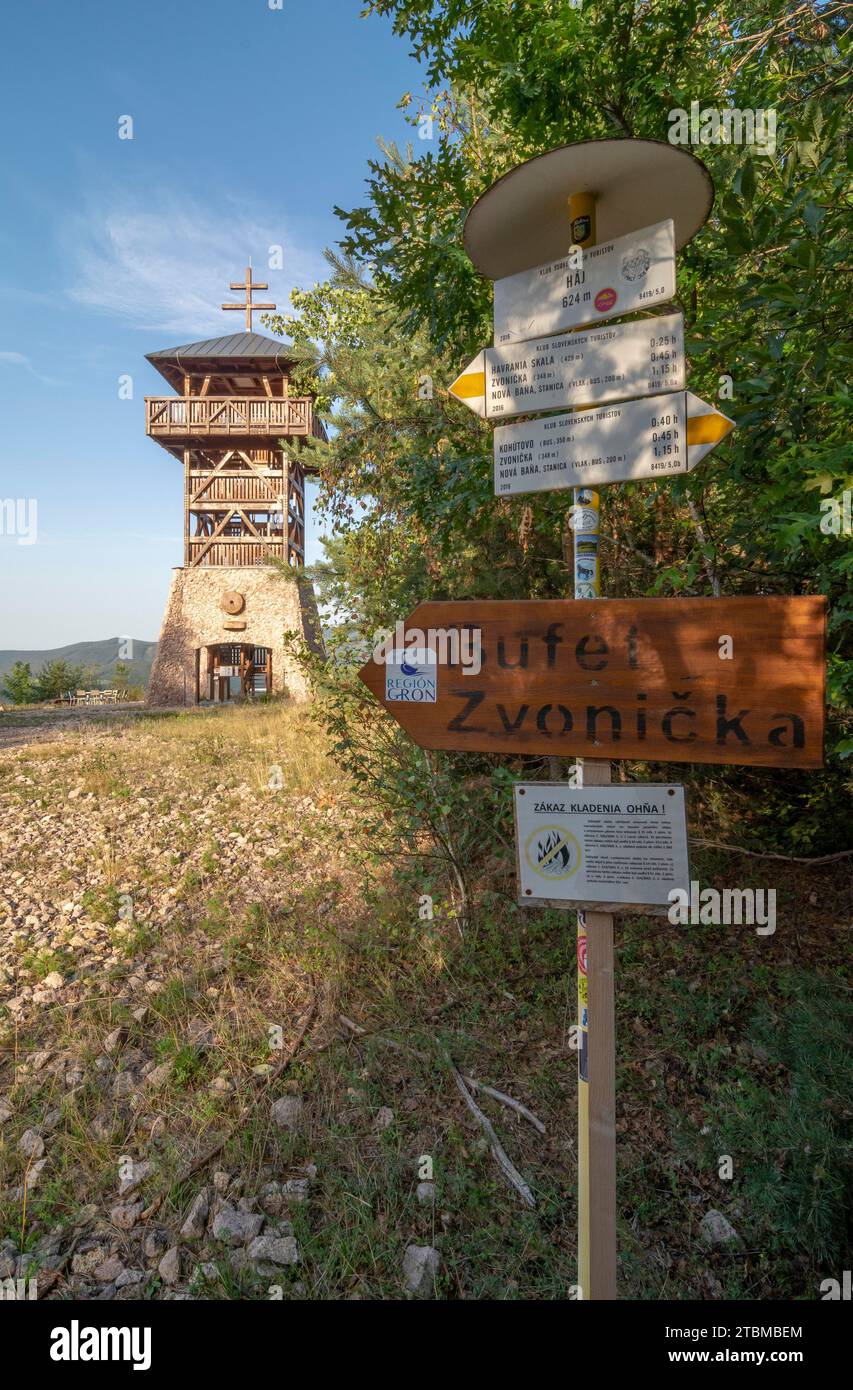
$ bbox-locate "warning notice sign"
[513,783,690,911]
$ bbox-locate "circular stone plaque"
[221,590,245,615]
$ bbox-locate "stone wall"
[146,566,324,707]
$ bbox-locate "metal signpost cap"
[463,138,715,279]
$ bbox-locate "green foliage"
[707,971,852,1263]
[345,5,851,680]
[112,664,145,701]
[21,946,74,980]
[2,660,34,704]
[34,660,85,701]
[154,1037,209,1089]
[264,1,850,855]
[81,885,122,927]
[111,665,144,700]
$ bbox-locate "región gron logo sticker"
[385,648,438,703]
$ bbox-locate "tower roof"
[146,332,297,391]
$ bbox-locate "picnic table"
[65,689,122,706]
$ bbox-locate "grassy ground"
[0,701,146,751]
[0,700,849,1299]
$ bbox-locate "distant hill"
[0,638,157,692]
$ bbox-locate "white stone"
[103,1027,126,1054]
[180,1188,210,1240]
[211,1205,264,1246]
[18,1129,45,1160]
[402,1244,440,1298]
[699,1209,741,1249]
[247,1235,300,1267]
[158,1247,181,1284]
[111,1200,145,1231]
[117,1160,151,1196]
[145,1061,173,1090]
[271,1096,303,1130]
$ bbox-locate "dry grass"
[138,701,334,795]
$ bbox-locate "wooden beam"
[233,509,264,539]
[191,508,236,567]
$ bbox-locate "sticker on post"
[385,648,438,703]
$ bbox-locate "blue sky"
[0,0,423,649]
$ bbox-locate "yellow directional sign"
[449,361,486,402]
[685,403,734,447]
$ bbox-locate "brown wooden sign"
[358,597,826,768]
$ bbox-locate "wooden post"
[568,190,617,1301]
[284,454,291,566]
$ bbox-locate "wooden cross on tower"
[221,266,276,332]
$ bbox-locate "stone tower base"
[146,566,324,707]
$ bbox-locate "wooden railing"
[188,474,283,504]
[186,537,286,568]
[146,396,324,440]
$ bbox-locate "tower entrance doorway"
[203,645,272,701]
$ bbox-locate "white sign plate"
[494,219,676,345]
[462,313,684,420]
[495,390,692,496]
[513,783,690,912]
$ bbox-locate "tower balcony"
[145,395,325,443]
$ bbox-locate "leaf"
[803,201,825,236]
[756,284,801,306]
[740,158,757,204]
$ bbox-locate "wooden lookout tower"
[144,269,325,706]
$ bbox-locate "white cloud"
[0,351,61,386]
[64,190,327,338]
